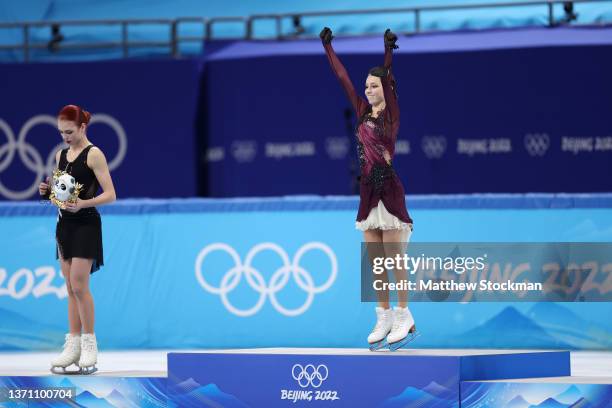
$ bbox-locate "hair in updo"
[58,105,91,127]
[368,66,397,98]
[368,66,387,78]
[359,66,398,123]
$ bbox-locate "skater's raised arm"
[320,27,367,116]
[382,29,400,128]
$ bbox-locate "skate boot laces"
[82,335,96,352]
[374,316,386,331]
[63,334,79,350]
[374,309,392,330]
[392,308,412,332]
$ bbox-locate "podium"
[3,348,609,407]
[166,348,570,407]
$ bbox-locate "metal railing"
[0,0,610,62]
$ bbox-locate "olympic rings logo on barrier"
[292,364,329,388]
[524,133,550,157]
[421,135,447,159]
[194,242,338,317]
[0,114,127,200]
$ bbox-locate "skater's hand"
[384,29,398,50]
[39,176,50,196]
[320,27,333,45]
[64,198,84,213]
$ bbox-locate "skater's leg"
[364,229,394,350]
[51,257,83,373]
[381,229,409,307]
[364,229,388,308]
[59,256,82,334]
[69,258,95,334]
[383,228,418,350]
[70,258,98,373]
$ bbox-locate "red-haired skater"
[39,105,116,374]
[321,28,417,351]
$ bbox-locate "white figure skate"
[387,306,419,351]
[50,333,81,374]
[78,333,98,375]
[368,307,394,351]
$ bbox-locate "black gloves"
[320,27,333,45]
[384,29,398,50]
[320,27,397,48]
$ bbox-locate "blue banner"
[3,30,611,199]
[0,59,201,201]
[1,196,612,351]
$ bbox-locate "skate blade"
[78,365,98,375]
[388,329,420,352]
[50,365,82,375]
[368,339,388,351]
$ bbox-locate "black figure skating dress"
[55,145,104,273]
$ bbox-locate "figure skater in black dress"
[39,105,116,374]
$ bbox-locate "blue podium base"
[0,374,167,407]
[461,376,612,408]
[0,348,582,407]
[167,348,571,407]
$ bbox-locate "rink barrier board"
[2,193,612,217]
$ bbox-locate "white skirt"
[355,200,413,231]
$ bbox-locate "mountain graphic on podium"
[170,380,249,408]
[528,397,569,408]
[382,382,455,408]
[506,394,530,408]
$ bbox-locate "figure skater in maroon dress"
[321,27,417,351]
